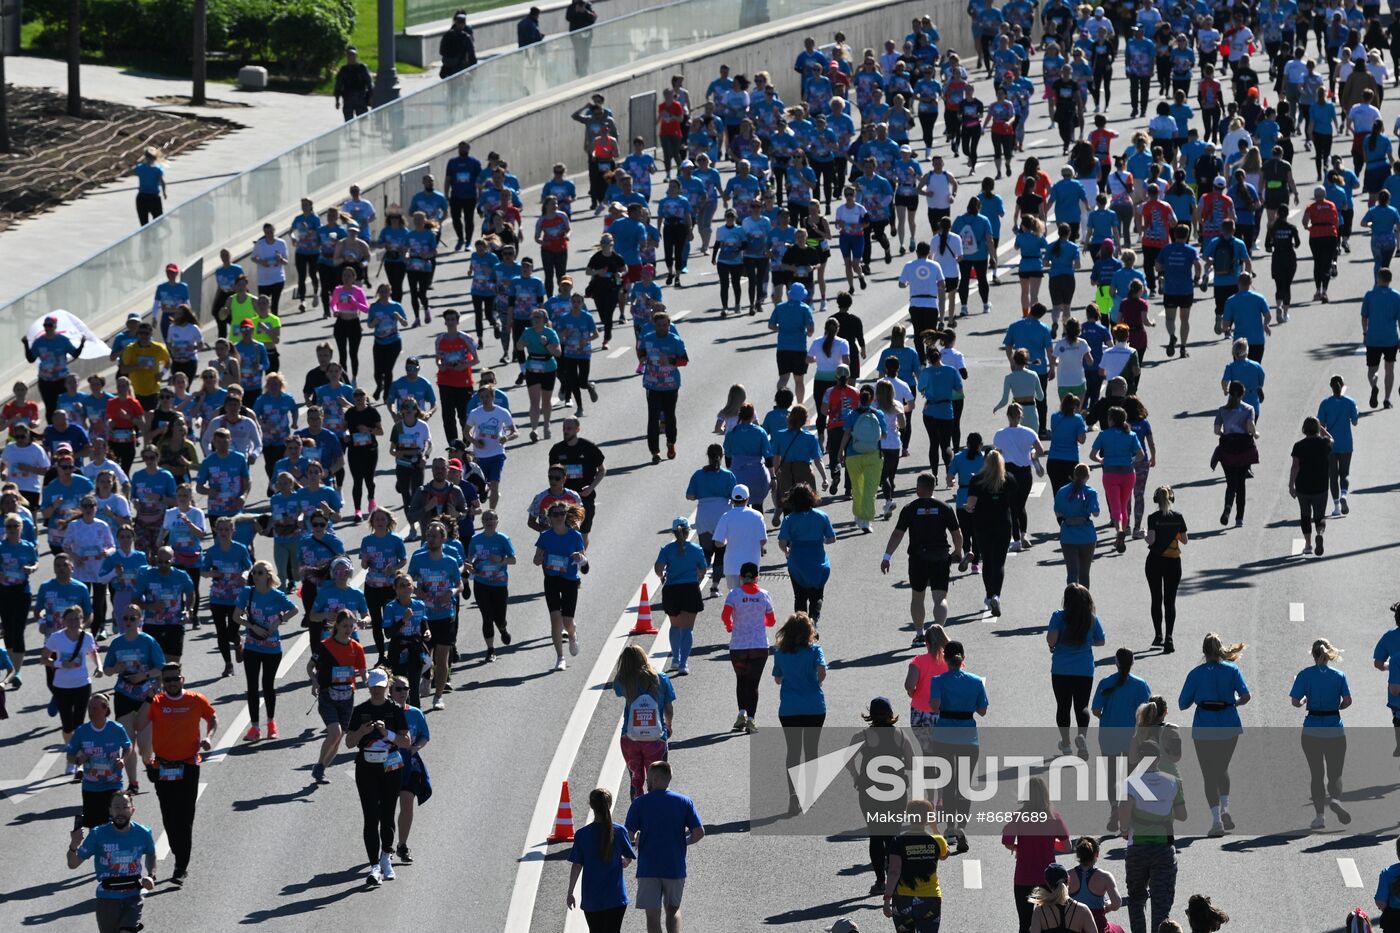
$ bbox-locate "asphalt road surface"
[4,59,1400,933]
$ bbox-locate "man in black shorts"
[879,472,963,647]
[547,418,607,546]
[1156,223,1202,357]
[1362,268,1400,408]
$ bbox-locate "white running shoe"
[380,852,396,881]
[982,302,992,315]
[367,865,383,887]
[1331,505,1342,518]
[554,656,567,672]
[431,697,444,711]
[1310,814,1326,831]
[569,634,580,657]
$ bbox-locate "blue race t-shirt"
[568,821,637,911]
[77,822,157,898]
[625,788,703,879]
[772,643,827,715]
[1047,610,1106,677]
[67,720,132,791]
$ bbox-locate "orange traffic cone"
[548,781,575,842]
[629,583,658,635]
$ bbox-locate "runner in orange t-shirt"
[142,662,217,884]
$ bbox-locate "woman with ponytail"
[1179,634,1252,837]
[1184,893,1230,932]
[1144,485,1188,653]
[1289,638,1353,830]
[1066,836,1125,932]
[1026,863,1097,932]
[1092,649,1152,834]
[1047,584,1106,758]
[565,786,636,932]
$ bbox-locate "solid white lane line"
[504,572,666,931]
[1290,602,1306,623]
[1338,857,1364,888]
[1030,481,1048,498]
[606,345,632,359]
[155,781,209,862]
[997,239,1018,258]
[561,619,673,933]
[508,512,696,933]
[1292,538,1307,556]
[2,750,63,805]
[963,859,983,889]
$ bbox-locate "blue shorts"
[478,454,506,483]
[839,233,865,260]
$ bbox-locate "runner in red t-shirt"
[658,88,687,177]
[434,310,480,445]
[1137,187,1178,295]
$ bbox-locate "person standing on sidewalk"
[334,48,373,122]
[142,662,217,887]
[625,761,705,933]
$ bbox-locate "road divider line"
[1290,602,1305,622]
[2,750,63,805]
[155,782,209,862]
[963,859,983,889]
[1338,857,1364,888]
[606,345,632,359]
[1030,481,1048,498]
[562,618,674,933]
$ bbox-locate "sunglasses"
[391,685,409,692]
[162,676,182,683]
[311,523,328,529]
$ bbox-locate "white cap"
[680,159,694,168]
[1213,176,1227,188]
[731,484,750,501]
[898,144,912,153]
[367,669,390,688]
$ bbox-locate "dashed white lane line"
[1338,857,1364,888]
[963,859,983,889]
[1292,538,1308,556]
[670,308,693,321]
[2,750,63,805]
[997,239,1019,258]
[1030,481,1048,498]
[1290,602,1306,623]
[155,781,209,862]
[606,345,632,359]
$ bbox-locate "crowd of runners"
[10,1,1400,931]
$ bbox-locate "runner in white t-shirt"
[917,156,958,229]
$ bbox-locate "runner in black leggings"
[965,448,1016,618]
[346,671,411,886]
[1180,634,1251,837]
[345,389,383,520]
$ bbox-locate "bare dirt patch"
[0,86,240,232]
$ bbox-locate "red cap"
[165,263,180,274]
[447,458,464,471]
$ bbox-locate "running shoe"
[244,724,260,742]
[1329,799,1352,824]
[1207,819,1225,838]
[989,595,1002,617]
[380,852,396,881]
[732,713,748,732]
[1315,534,1324,556]
[171,868,188,887]
[1310,814,1326,831]
[366,865,382,887]
[396,843,414,863]
[911,629,926,648]
[311,763,327,784]
[1331,504,1342,519]
[485,648,496,663]
[499,626,512,646]
[744,718,759,734]
[553,657,567,672]
[431,697,445,710]
[666,444,677,460]
[1341,495,1350,514]
[958,553,970,573]
[267,720,278,739]
[1372,385,1381,409]
[368,498,377,512]
[569,634,580,657]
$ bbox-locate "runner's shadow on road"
[9,872,88,905]
[0,725,47,749]
[827,647,909,670]
[231,783,318,811]
[469,668,555,691]
[1171,409,1218,419]
[668,731,742,751]
[240,869,369,923]
[7,803,80,827]
[1305,342,1361,361]
[991,625,1044,637]
[765,896,880,925]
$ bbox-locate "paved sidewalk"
[0,56,438,307]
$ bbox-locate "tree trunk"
[66,0,80,117]
[192,0,207,105]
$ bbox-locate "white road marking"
[561,619,674,933]
[670,308,693,321]
[1338,857,1364,888]
[1030,481,1048,498]
[2,750,63,805]
[606,345,632,359]
[997,239,1018,258]
[963,859,983,889]
[1290,602,1306,622]
[154,781,209,862]
[1292,538,1307,556]
[1026,138,1048,148]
